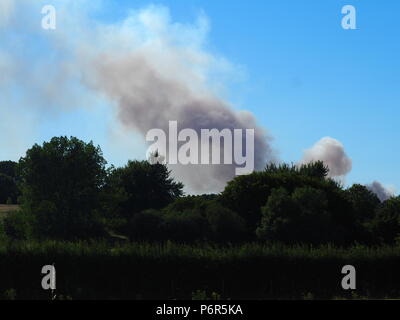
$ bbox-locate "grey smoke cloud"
[0,2,275,193]
[301,137,352,178]
[300,138,395,200]
[0,2,396,196]
[366,181,394,202]
[75,6,275,193]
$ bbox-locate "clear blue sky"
[0,0,399,193]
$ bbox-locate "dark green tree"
[0,161,17,178]
[297,161,329,179]
[18,136,107,239]
[256,188,298,242]
[0,173,19,204]
[204,201,246,242]
[371,197,400,244]
[221,162,349,238]
[256,187,335,244]
[105,160,183,219]
[160,195,246,243]
[345,184,380,223]
[0,161,20,204]
[124,209,165,241]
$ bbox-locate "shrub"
[3,210,36,240]
[0,173,19,204]
[124,210,165,241]
[220,162,350,238]
[204,201,247,242]
[257,187,345,244]
[371,197,400,244]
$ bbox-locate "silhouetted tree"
[204,201,246,242]
[158,196,246,243]
[345,184,380,223]
[18,136,107,239]
[0,161,20,204]
[0,173,19,204]
[221,162,349,238]
[124,209,165,241]
[0,161,17,178]
[298,161,329,179]
[256,187,336,244]
[104,160,183,219]
[371,197,400,244]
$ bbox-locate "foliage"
[1,241,400,299]
[256,187,336,244]
[162,196,246,243]
[2,210,35,241]
[371,197,400,244]
[104,160,183,219]
[345,184,380,222]
[0,161,17,179]
[0,173,19,204]
[192,290,221,300]
[221,162,353,241]
[123,209,165,241]
[0,136,397,246]
[17,136,107,240]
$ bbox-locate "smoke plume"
[76,6,274,193]
[0,2,275,193]
[301,137,352,178]
[366,181,394,202]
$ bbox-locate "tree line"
[1,136,399,245]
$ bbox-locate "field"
[1,241,400,300]
[0,205,19,218]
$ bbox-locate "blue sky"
[141,0,399,191]
[0,0,399,193]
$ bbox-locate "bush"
[124,210,164,241]
[162,210,208,243]
[204,201,247,242]
[3,210,36,240]
[371,197,400,244]
[0,173,19,204]
[345,184,380,223]
[220,162,350,238]
[256,187,348,244]
[160,196,246,243]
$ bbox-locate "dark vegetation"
[0,136,400,299]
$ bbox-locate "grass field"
[1,241,400,299]
[0,205,19,218]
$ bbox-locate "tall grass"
[1,241,400,300]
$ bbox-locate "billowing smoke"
[300,138,396,200]
[76,6,274,193]
[0,2,274,193]
[301,137,352,178]
[366,181,394,202]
